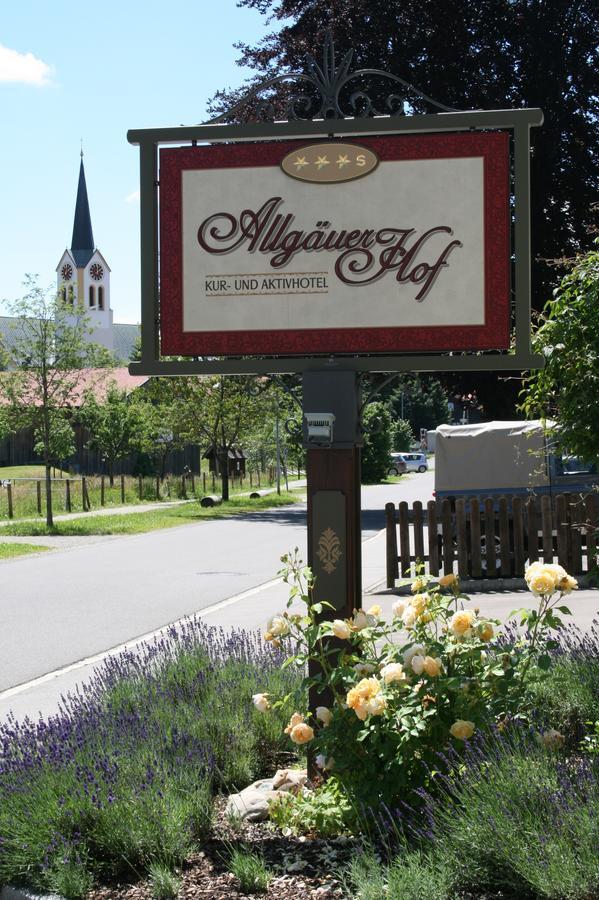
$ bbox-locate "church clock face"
[61,263,73,281]
[90,263,104,281]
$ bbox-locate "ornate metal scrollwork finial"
[205,29,456,126]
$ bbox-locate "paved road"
[0,474,432,693]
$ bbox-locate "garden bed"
[1,571,598,900]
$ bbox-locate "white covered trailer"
[435,420,550,497]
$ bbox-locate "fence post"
[138,475,143,500]
[399,500,411,579]
[7,483,13,519]
[202,472,206,493]
[190,471,195,494]
[556,494,569,568]
[65,479,72,513]
[469,497,482,578]
[181,475,187,499]
[385,502,398,588]
[498,497,511,576]
[211,472,215,492]
[413,500,425,570]
[427,500,439,576]
[541,495,553,563]
[441,499,454,575]
[100,476,105,506]
[455,498,468,577]
[120,475,126,504]
[484,498,496,577]
[36,480,42,515]
[82,477,88,512]
[526,497,539,563]
[155,476,160,500]
[569,497,583,573]
[512,496,525,576]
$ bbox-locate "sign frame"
[128,53,543,375]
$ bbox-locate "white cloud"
[125,189,140,204]
[0,44,54,86]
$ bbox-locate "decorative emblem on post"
[317,527,343,575]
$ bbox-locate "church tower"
[56,154,114,352]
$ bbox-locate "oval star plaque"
[280,142,379,184]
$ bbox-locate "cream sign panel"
[159,134,510,356]
[181,156,483,333]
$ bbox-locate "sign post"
[127,32,543,722]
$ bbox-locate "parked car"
[396,451,429,473]
[387,453,408,476]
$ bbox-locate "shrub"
[0,619,300,893]
[253,554,580,810]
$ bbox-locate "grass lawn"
[0,542,51,558]
[0,465,70,479]
[0,490,303,536]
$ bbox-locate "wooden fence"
[386,493,599,586]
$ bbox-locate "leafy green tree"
[212,0,597,314]
[0,276,106,526]
[387,375,450,435]
[79,383,146,484]
[390,418,414,452]
[519,243,599,465]
[361,401,392,483]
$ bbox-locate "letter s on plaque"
[280,142,379,184]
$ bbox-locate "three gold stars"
[292,153,353,170]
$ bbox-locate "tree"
[390,418,414,452]
[0,276,107,526]
[212,0,597,312]
[386,375,450,435]
[361,401,392,483]
[519,243,599,466]
[79,383,146,484]
[165,375,265,500]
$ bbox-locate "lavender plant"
[0,618,300,896]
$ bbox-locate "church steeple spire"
[71,155,95,267]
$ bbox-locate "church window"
[60,286,67,302]
[89,285,96,307]
[98,286,104,310]
[68,285,75,305]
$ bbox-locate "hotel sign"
[159,131,510,358]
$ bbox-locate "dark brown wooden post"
[455,498,468,577]
[498,497,511,576]
[155,476,160,499]
[120,475,126,504]
[441,499,453,575]
[138,475,143,500]
[82,477,89,511]
[413,500,425,571]
[181,475,187,499]
[512,496,525,576]
[100,476,105,505]
[585,494,597,572]
[36,480,42,515]
[65,479,72,513]
[541,495,553,562]
[484,498,496,577]
[7,483,13,519]
[385,502,398,588]
[470,497,482,578]
[398,501,411,580]
[427,500,439,576]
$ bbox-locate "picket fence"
[386,493,599,586]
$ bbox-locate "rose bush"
[253,551,578,808]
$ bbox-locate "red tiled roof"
[0,368,149,407]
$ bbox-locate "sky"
[0,0,273,323]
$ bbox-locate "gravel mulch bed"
[86,800,353,900]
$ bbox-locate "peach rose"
[380,662,407,685]
[423,656,442,677]
[438,573,458,588]
[450,719,475,740]
[478,622,494,642]
[331,619,351,640]
[289,722,314,744]
[410,654,426,675]
[450,609,476,637]
[266,615,290,637]
[316,706,332,726]
[284,712,305,735]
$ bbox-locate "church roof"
[71,157,95,268]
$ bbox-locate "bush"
[256,555,580,810]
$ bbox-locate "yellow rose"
[558,574,578,594]
[352,609,378,630]
[252,693,270,712]
[402,607,418,628]
[478,622,494,642]
[267,615,290,637]
[289,722,314,744]
[367,604,382,618]
[347,677,384,719]
[411,593,430,616]
[364,694,387,716]
[380,662,407,685]
[423,656,442,677]
[392,598,406,619]
[284,712,305,735]
[411,576,428,594]
[438,573,458,589]
[450,719,475,740]
[411,654,426,675]
[450,609,476,637]
[264,632,273,642]
[316,706,332,726]
[527,569,557,597]
[403,644,426,667]
[331,619,351,640]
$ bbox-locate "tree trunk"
[220,449,229,501]
[45,462,53,528]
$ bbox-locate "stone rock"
[272,767,308,791]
